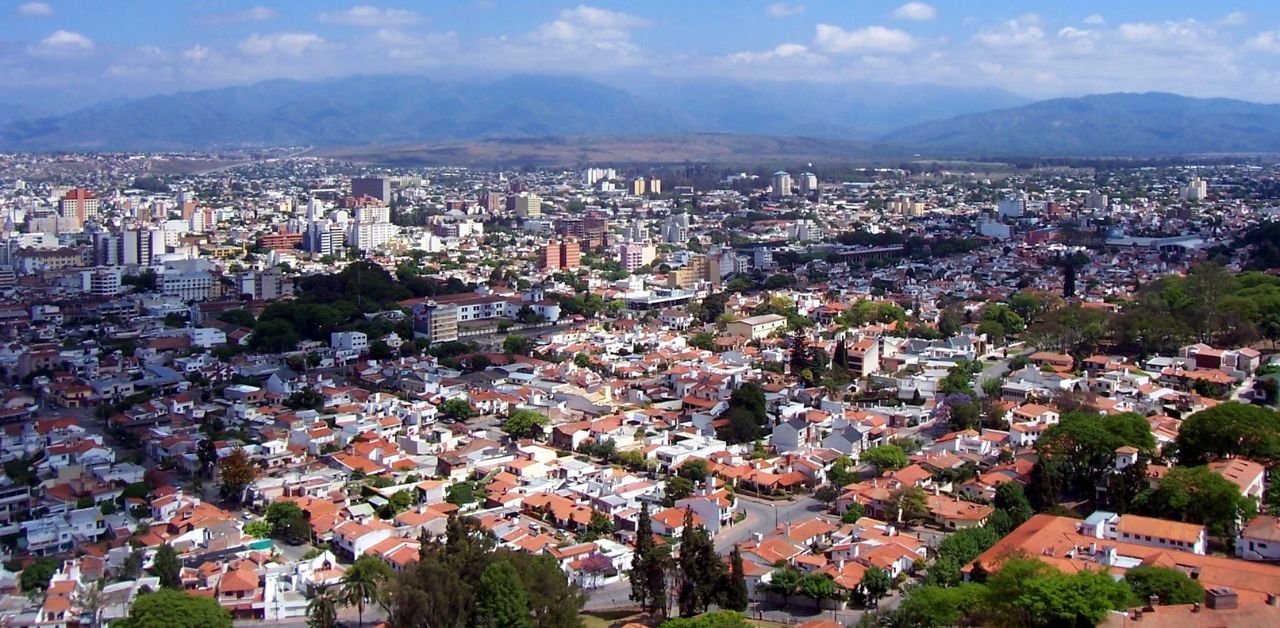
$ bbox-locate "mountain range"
[2,75,1280,157]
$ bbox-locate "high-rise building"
[412,301,459,344]
[662,213,690,244]
[515,193,542,218]
[770,171,792,200]
[480,190,504,213]
[305,222,343,256]
[59,188,99,230]
[1183,177,1208,202]
[351,177,391,203]
[798,172,818,196]
[540,239,581,270]
[631,177,647,196]
[620,243,656,272]
[1086,191,1109,210]
[347,222,399,252]
[647,177,662,195]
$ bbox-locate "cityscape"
[4,3,1280,628]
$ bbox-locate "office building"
[411,301,459,344]
[798,172,818,196]
[540,238,581,270]
[351,177,391,203]
[515,193,542,218]
[305,222,344,256]
[59,189,99,231]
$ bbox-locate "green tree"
[341,555,393,627]
[503,409,548,440]
[677,509,725,616]
[284,386,326,411]
[1134,465,1256,537]
[1124,566,1205,605]
[120,588,231,628]
[665,477,695,505]
[150,544,182,589]
[630,503,669,616]
[893,583,987,627]
[658,611,753,628]
[307,585,339,628]
[861,566,892,606]
[890,486,929,523]
[1175,402,1280,465]
[861,445,909,473]
[446,482,476,506]
[841,502,866,524]
[688,332,716,351]
[243,520,272,538]
[677,459,709,483]
[722,546,749,612]
[19,558,58,592]
[438,398,477,421]
[476,560,531,628]
[983,558,1135,627]
[503,335,534,356]
[798,572,839,602]
[993,482,1034,527]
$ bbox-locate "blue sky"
[6,1,1280,104]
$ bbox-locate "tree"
[890,486,929,523]
[798,572,838,602]
[573,352,592,368]
[477,560,530,628]
[841,502,866,524]
[438,398,476,422]
[665,477,695,505]
[266,501,310,545]
[722,546,749,612]
[446,482,475,506]
[217,447,257,505]
[677,459,709,483]
[1034,411,1156,504]
[284,386,325,411]
[120,588,231,628]
[994,482,1034,527]
[893,583,987,628]
[1175,402,1280,465]
[861,445,909,473]
[150,544,182,589]
[341,555,393,627]
[75,581,105,628]
[1134,465,1256,537]
[677,509,724,616]
[658,611,753,628]
[503,409,548,440]
[307,585,339,628]
[861,566,892,606]
[687,332,716,351]
[1124,566,1205,605]
[503,335,534,356]
[243,520,271,538]
[20,558,58,591]
[630,503,669,616]
[947,400,982,431]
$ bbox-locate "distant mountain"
[0,74,1026,152]
[0,75,697,151]
[883,92,1280,155]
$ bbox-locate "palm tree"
[339,556,391,627]
[307,585,339,628]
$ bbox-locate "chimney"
[1205,588,1238,610]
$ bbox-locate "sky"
[6,1,1280,106]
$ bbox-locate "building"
[541,239,581,271]
[82,269,123,297]
[351,177,391,203]
[59,188,99,230]
[160,260,216,302]
[235,268,294,300]
[121,228,165,266]
[620,243,656,272]
[515,193,542,218]
[1078,511,1207,555]
[647,177,662,195]
[770,171,792,199]
[847,337,880,377]
[726,314,788,340]
[347,222,399,252]
[331,331,369,353]
[411,301,459,344]
[631,177,647,196]
[798,172,818,196]
[662,213,690,244]
[305,222,344,256]
[1183,177,1208,202]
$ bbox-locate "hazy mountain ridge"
[3,77,1279,156]
[882,92,1280,155]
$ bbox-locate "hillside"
[882,92,1280,156]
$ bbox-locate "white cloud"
[533,5,650,56]
[724,43,826,65]
[1082,14,1105,26]
[1217,12,1247,27]
[1247,31,1280,54]
[892,2,936,22]
[974,14,1045,47]
[17,2,53,17]
[1057,27,1091,40]
[766,3,804,18]
[28,29,93,55]
[318,5,421,27]
[183,45,210,61]
[238,33,325,56]
[814,24,916,54]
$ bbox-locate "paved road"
[715,494,825,552]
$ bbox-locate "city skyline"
[6,1,1280,107]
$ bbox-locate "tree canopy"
[120,588,231,628]
[1175,402,1280,465]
